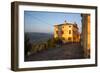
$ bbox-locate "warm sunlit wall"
[81,14,90,58]
[87,16,90,50]
[54,25,58,38]
[62,24,73,42]
[72,25,80,42]
[54,22,80,43]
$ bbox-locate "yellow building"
[81,14,90,58]
[54,21,80,43]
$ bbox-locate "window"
[68,37,71,40]
[56,31,58,34]
[69,30,71,34]
[69,26,71,28]
[61,31,64,34]
[73,37,76,40]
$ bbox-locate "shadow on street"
[25,43,85,61]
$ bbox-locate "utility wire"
[30,15,54,26]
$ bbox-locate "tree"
[24,34,32,56]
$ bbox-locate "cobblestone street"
[25,43,85,61]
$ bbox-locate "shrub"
[47,38,56,48]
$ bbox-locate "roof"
[54,22,78,29]
[54,20,77,26]
[54,22,77,26]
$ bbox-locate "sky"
[24,11,82,33]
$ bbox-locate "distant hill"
[25,32,53,43]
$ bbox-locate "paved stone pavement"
[25,43,85,61]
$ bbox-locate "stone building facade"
[54,21,80,43]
